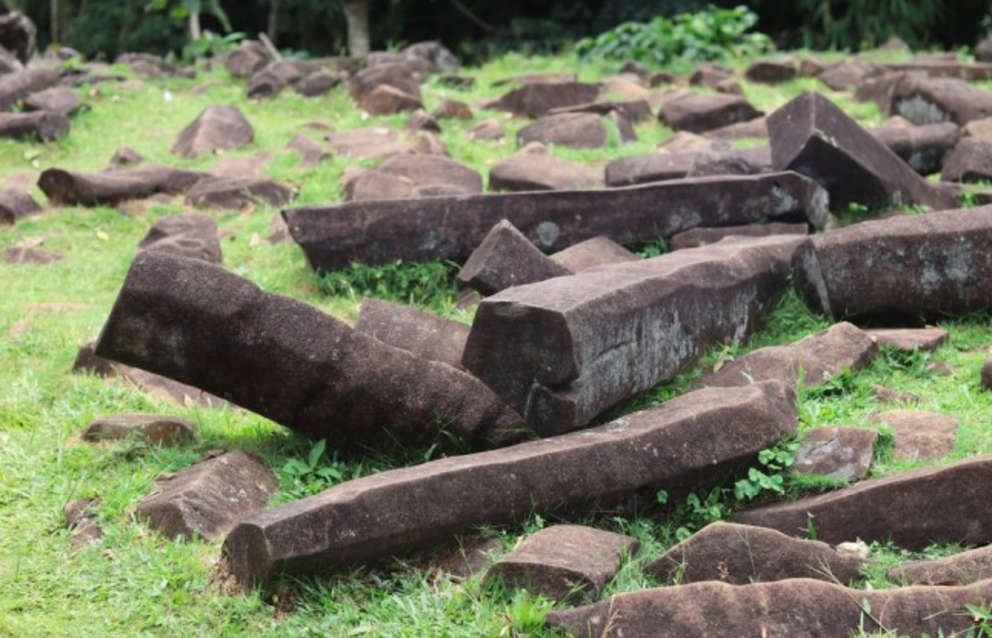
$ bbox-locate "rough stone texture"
[890,545,992,585]
[733,456,992,549]
[358,85,423,116]
[546,578,992,638]
[792,207,992,322]
[432,98,472,120]
[549,99,652,123]
[689,63,733,89]
[983,359,992,391]
[185,176,295,210]
[0,69,59,111]
[865,327,949,352]
[820,61,876,92]
[325,127,412,160]
[0,12,35,64]
[224,41,270,79]
[686,146,772,178]
[870,121,960,176]
[109,146,143,167]
[171,105,254,158]
[136,451,276,541]
[286,135,329,167]
[745,59,796,84]
[0,44,21,75]
[549,237,638,272]
[407,109,441,133]
[284,172,827,271]
[699,322,878,389]
[517,113,608,150]
[344,154,482,202]
[484,525,638,603]
[22,86,82,116]
[349,63,423,107]
[658,130,732,154]
[706,117,769,140]
[138,214,222,264]
[208,152,272,179]
[222,381,796,587]
[457,220,572,296]
[873,385,920,405]
[4,246,61,264]
[670,223,807,250]
[490,144,601,192]
[95,251,526,451]
[793,426,878,482]
[890,75,992,126]
[463,236,802,435]
[769,91,957,211]
[0,188,41,225]
[869,410,959,461]
[660,93,763,134]
[467,118,505,141]
[941,138,992,182]
[39,165,206,206]
[964,117,992,140]
[647,522,865,585]
[64,498,103,549]
[487,82,601,118]
[354,298,469,370]
[605,152,696,186]
[81,414,197,446]
[295,70,341,97]
[0,110,69,142]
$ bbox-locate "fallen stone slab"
[871,121,960,177]
[660,93,763,134]
[463,236,802,435]
[669,222,807,250]
[349,63,423,107]
[22,86,82,116]
[359,85,423,116]
[0,188,41,225]
[81,414,197,446]
[223,41,270,78]
[486,82,600,118]
[869,410,959,461]
[546,578,992,638]
[890,545,992,585]
[286,135,329,167]
[548,99,652,123]
[941,138,992,182]
[284,172,827,271]
[483,525,638,603]
[434,537,503,581]
[208,152,272,180]
[136,451,276,541]
[3,245,61,264]
[490,144,601,192]
[890,75,992,126]
[658,130,732,154]
[745,59,796,85]
[185,176,295,210]
[457,220,572,296]
[138,214,222,264]
[406,108,441,133]
[873,385,920,405]
[39,165,207,206]
[354,298,469,370]
[246,60,312,99]
[432,98,472,120]
[698,322,878,389]
[295,70,342,97]
[865,327,948,352]
[221,381,796,587]
[0,110,69,142]
[517,113,607,150]
[885,60,992,82]
[793,426,878,482]
[733,456,992,549]
[0,68,58,111]
[964,117,992,140]
[706,116,769,140]
[172,105,254,158]
[689,63,733,89]
[647,522,865,585]
[793,207,992,322]
[769,91,957,211]
[686,146,772,178]
[549,237,637,272]
[605,152,695,186]
[468,119,505,141]
[325,126,413,160]
[344,154,482,202]
[818,60,875,91]
[95,251,526,451]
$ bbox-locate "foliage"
[315,260,460,313]
[146,0,233,33]
[181,30,245,62]
[794,0,942,50]
[575,5,773,67]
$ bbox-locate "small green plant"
[733,441,797,502]
[966,603,992,637]
[279,439,345,499]
[503,589,555,634]
[315,260,459,312]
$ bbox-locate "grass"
[1,47,991,638]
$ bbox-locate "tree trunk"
[266,0,280,46]
[189,10,201,42]
[50,0,59,43]
[342,0,370,56]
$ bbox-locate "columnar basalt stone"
[286,135,329,167]
[23,86,83,116]
[0,12,36,64]
[769,91,957,211]
[487,82,601,118]
[549,237,637,272]
[604,152,696,186]
[548,99,652,123]
[95,251,526,451]
[890,75,992,126]
[546,578,992,638]
[489,144,602,192]
[81,414,197,446]
[223,41,271,78]
[941,138,992,182]
[646,522,865,585]
[689,63,733,89]
[359,85,423,116]
[354,298,469,370]
[0,110,69,142]
[686,146,772,178]
[658,130,731,154]
[185,176,295,210]
[733,456,992,549]
[295,70,342,97]
[349,63,423,107]
[0,68,59,111]
[884,60,992,82]
[517,113,608,150]
[669,222,807,250]
[483,525,638,603]
[0,188,41,225]
[818,60,875,91]
[0,45,21,74]
[222,381,796,587]
[792,207,992,321]
[284,172,828,271]
[325,126,413,160]
[869,410,959,461]
[431,98,472,120]
[462,236,803,435]
[744,59,797,84]
[246,60,313,98]
[706,116,769,140]
[138,214,222,264]
[870,122,959,177]
[39,165,207,206]
[890,545,992,585]
[864,328,948,352]
[660,93,763,134]
[457,220,572,296]
[109,146,143,167]
[343,154,482,202]
[171,105,254,158]
[793,426,878,482]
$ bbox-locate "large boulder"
[890,75,992,126]
[660,93,763,134]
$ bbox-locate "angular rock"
[941,137,992,182]
[490,144,601,192]
[136,451,276,541]
[284,172,828,270]
[799,58,826,77]
[670,222,807,250]
[432,98,472,120]
[325,126,412,160]
[484,525,638,603]
[771,91,956,211]
[647,522,865,585]
[517,113,607,150]
[983,359,992,391]
[171,105,254,158]
[434,537,503,580]
[0,68,58,111]
[138,214,222,264]
[689,63,733,89]
[550,237,637,272]
[714,78,744,95]
[457,220,572,296]
[964,117,992,140]
[660,93,763,134]
[109,145,143,167]
[0,44,21,75]
[64,498,103,549]
[686,146,772,178]
[793,207,992,321]
[890,75,992,126]
[818,60,873,91]
[0,12,35,64]
[406,109,441,133]
[487,82,601,118]
[608,110,637,144]
[349,63,423,106]
[698,322,878,389]
[95,251,526,451]
[286,135,329,167]
[463,236,803,435]
[884,60,992,82]
[890,545,992,585]
[223,41,270,78]
[706,117,769,140]
[355,299,469,370]
[744,59,797,85]
[546,578,992,638]
[549,99,652,123]
[39,165,206,206]
[869,410,959,461]
[870,121,959,176]
[865,327,948,352]
[81,414,197,446]
[22,86,82,116]
[222,381,796,587]
[344,154,482,202]
[0,188,41,225]
[658,131,731,155]
[295,70,341,97]
[185,176,294,210]
[734,456,992,549]
[0,110,69,142]
[793,426,878,482]
[246,60,313,99]
[359,84,423,116]
[4,246,61,264]
[605,152,696,187]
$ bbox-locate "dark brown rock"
[647,522,865,585]
[870,410,959,461]
[359,84,423,115]
[223,41,270,79]
[484,525,638,603]
[964,117,992,140]
[325,126,412,160]
[222,381,796,587]
[434,537,503,580]
[686,146,772,178]
[647,71,677,87]
[0,44,21,74]
[658,131,732,155]
[744,59,797,85]
[467,118,505,141]
[706,117,769,140]
[793,207,992,322]
[793,426,878,482]
[818,60,874,91]
[136,451,276,541]
[890,75,992,126]
[870,121,960,176]
[689,63,733,89]
[64,498,103,549]
[517,113,607,150]
[941,138,992,182]
[284,172,828,270]
[286,135,329,167]
[0,12,35,64]
[770,91,956,211]
[549,237,637,272]
[349,63,423,106]
[109,145,143,167]
[39,165,206,206]
[0,188,41,225]
[406,109,441,133]
[81,414,197,446]
[246,60,314,99]
[431,98,472,120]
[463,236,802,435]
[799,58,826,77]
[872,385,920,405]
[171,105,254,158]
[457,220,572,295]
[982,359,992,391]
[608,110,637,144]
[138,214,222,264]
[549,99,652,123]
[890,545,992,585]
[714,78,744,95]
[605,152,695,186]
[0,68,58,111]
[660,93,763,134]
[546,578,992,638]
[884,60,992,82]
[734,456,992,549]
[490,143,602,192]
[4,246,61,264]
[295,70,341,97]
[344,154,482,202]
[487,82,601,118]
[95,251,526,451]
[0,110,69,142]
[865,327,948,352]
[670,222,807,250]
[185,176,294,210]
[22,86,82,116]
[354,298,469,370]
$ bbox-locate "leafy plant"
[279,439,345,499]
[795,0,942,50]
[315,260,460,312]
[181,30,245,63]
[733,441,797,501]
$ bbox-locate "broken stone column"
[889,545,992,585]
[889,75,992,126]
[0,68,59,111]
[354,298,469,370]
[171,105,254,158]
[0,110,69,142]
[793,207,992,322]
[549,237,637,272]
[138,213,222,264]
[669,222,807,250]
[95,251,527,452]
[457,220,572,296]
[870,121,959,176]
[462,236,803,435]
[222,381,796,587]
[660,93,763,133]
[39,165,207,206]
